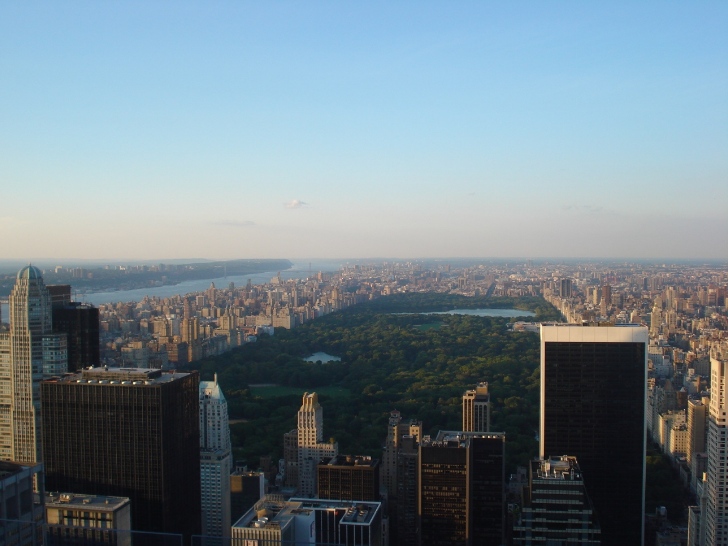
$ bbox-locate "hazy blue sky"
[1,2,726,261]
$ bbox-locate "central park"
[189,293,687,518]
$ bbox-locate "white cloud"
[285,199,308,209]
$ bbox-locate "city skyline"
[1,2,726,261]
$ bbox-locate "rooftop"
[321,455,379,468]
[44,367,191,385]
[532,456,583,481]
[234,496,381,530]
[16,265,43,281]
[422,430,506,448]
[46,492,130,511]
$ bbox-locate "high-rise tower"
[0,265,57,464]
[705,351,728,545]
[418,431,505,546]
[297,392,338,497]
[41,367,201,543]
[199,374,232,541]
[540,323,647,545]
[462,382,491,432]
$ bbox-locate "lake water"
[403,308,536,318]
[304,352,341,363]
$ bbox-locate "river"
[1,259,343,315]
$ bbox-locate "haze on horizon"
[1,2,726,262]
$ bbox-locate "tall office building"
[230,467,265,524]
[418,431,505,546]
[705,351,728,545]
[380,410,422,497]
[513,456,601,545]
[0,265,61,464]
[462,381,491,432]
[394,435,419,546]
[41,367,201,543]
[52,302,100,372]
[297,392,338,497]
[540,323,648,545]
[687,396,709,465]
[560,278,572,298]
[317,455,380,502]
[601,284,612,306]
[199,374,232,542]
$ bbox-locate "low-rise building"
[231,495,382,546]
[45,493,131,546]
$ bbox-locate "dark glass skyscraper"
[41,367,201,543]
[418,431,505,546]
[51,302,99,372]
[540,324,648,546]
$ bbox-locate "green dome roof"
[17,265,43,281]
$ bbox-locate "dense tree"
[188,294,553,472]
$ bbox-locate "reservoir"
[401,308,536,318]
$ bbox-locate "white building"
[200,373,232,541]
[297,392,338,497]
[705,352,728,545]
[0,265,64,464]
[231,495,382,546]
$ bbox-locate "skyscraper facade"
[199,374,232,541]
[297,392,338,497]
[0,265,58,464]
[380,410,422,498]
[462,381,491,432]
[52,302,100,372]
[705,351,728,545]
[418,431,505,546]
[41,367,201,542]
[513,456,601,545]
[540,323,648,545]
[317,455,380,502]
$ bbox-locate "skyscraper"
[380,410,422,497]
[418,431,505,546]
[297,392,338,497]
[513,456,601,545]
[462,381,491,432]
[41,367,201,543]
[51,302,100,372]
[560,278,572,298]
[540,323,648,545]
[0,265,59,464]
[317,455,380,502]
[705,350,728,545]
[199,374,232,542]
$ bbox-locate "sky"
[1,2,726,261]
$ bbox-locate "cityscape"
[2,1,727,545]
[0,258,727,545]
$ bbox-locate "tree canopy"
[189,294,558,473]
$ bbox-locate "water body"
[405,308,536,318]
[304,352,342,363]
[70,259,344,306]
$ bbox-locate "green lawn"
[250,384,351,399]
